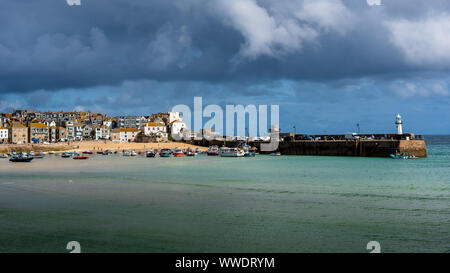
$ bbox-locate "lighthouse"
[395,114,403,135]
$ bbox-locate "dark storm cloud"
[1,0,450,95]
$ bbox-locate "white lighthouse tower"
[395,114,403,135]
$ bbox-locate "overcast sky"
[1,0,449,134]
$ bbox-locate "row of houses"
[0,110,188,144]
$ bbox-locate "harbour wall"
[187,139,428,157]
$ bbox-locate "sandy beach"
[0,141,207,154]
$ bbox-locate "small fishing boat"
[123,150,131,156]
[130,151,137,156]
[48,151,56,155]
[33,153,45,158]
[160,149,172,157]
[173,148,185,157]
[219,147,245,157]
[240,144,257,157]
[186,150,196,156]
[61,152,72,158]
[82,150,93,154]
[102,149,113,155]
[0,154,8,158]
[73,156,89,160]
[207,145,219,156]
[9,156,33,163]
[389,153,416,159]
[270,152,281,156]
[246,148,257,157]
[146,151,156,158]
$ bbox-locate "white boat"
[270,152,281,156]
[34,153,45,158]
[219,147,245,157]
[207,145,219,156]
[130,150,137,156]
[0,154,8,158]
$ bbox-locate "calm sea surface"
[0,136,449,253]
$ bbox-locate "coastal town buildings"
[29,123,49,144]
[169,112,182,123]
[95,126,111,140]
[0,110,188,144]
[144,122,167,138]
[110,128,120,142]
[119,128,139,142]
[9,123,28,144]
[0,126,8,143]
[117,116,144,129]
[83,125,95,139]
[170,120,188,138]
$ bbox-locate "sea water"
[0,136,449,253]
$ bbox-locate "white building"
[169,112,182,123]
[95,126,111,140]
[66,120,83,141]
[0,126,8,143]
[144,122,167,138]
[170,120,187,138]
[120,128,138,142]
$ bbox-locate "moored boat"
[33,153,45,158]
[173,148,185,157]
[219,147,245,157]
[207,145,219,156]
[240,144,257,157]
[9,156,33,163]
[82,150,93,154]
[390,152,410,159]
[130,150,137,156]
[73,156,89,160]
[61,152,72,158]
[270,152,281,156]
[146,151,156,158]
[102,149,113,155]
[123,149,131,156]
[0,154,8,158]
[160,149,172,157]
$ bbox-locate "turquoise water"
[0,136,449,253]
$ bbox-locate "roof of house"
[120,128,139,132]
[12,123,27,128]
[30,123,48,129]
[147,122,165,127]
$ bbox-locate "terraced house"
[0,126,8,143]
[144,122,167,139]
[49,126,67,142]
[119,128,139,142]
[29,123,49,144]
[9,123,28,144]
